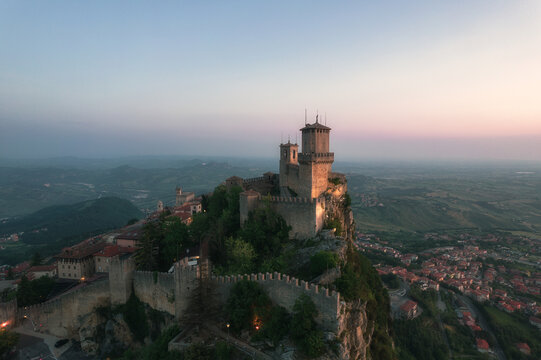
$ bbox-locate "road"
[457,294,506,360]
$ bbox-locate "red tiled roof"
[56,241,106,259]
[94,245,121,258]
[28,264,56,272]
[95,245,135,257]
[116,229,143,241]
[476,338,489,350]
[400,300,418,312]
[516,343,530,352]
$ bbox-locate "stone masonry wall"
[0,299,17,329]
[133,271,175,315]
[19,279,111,338]
[212,272,341,333]
[269,196,325,238]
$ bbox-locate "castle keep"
[237,117,344,238]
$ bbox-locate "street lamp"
[226,323,230,337]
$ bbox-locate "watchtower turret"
[297,117,334,198]
[279,141,299,190]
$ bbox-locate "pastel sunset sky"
[1,1,540,161]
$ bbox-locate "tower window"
[293,150,296,159]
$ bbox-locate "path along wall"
[212,272,342,333]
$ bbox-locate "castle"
[235,116,344,238]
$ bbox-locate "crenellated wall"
[212,272,341,332]
[133,271,175,315]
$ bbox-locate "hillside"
[347,171,541,236]
[0,161,266,218]
[0,197,142,265]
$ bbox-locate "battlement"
[212,271,341,332]
[298,152,334,163]
[243,176,266,184]
[212,272,339,300]
[265,195,325,204]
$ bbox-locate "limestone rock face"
[78,311,136,356]
[79,312,100,355]
[338,300,372,360]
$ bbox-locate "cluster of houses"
[1,188,202,286]
[357,234,541,317]
[357,232,541,356]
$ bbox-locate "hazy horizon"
[2,1,541,161]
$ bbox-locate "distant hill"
[0,161,267,218]
[0,197,142,265]
[347,171,541,235]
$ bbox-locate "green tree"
[6,268,13,280]
[135,220,161,271]
[260,305,290,346]
[30,252,42,266]
[309,251,339,277]
[16,275,55,307]
[225,237,255,274]
[0,330,19,359]
[159,217,192,271]
[119,293,149,342]
[290,294,324,357]
[126,218,139,226]
[225,280,271,332]
[239,205,290,260]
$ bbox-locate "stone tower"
[297,118,334,198]
[279,140,299,191]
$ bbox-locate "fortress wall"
[19,280,111,338]
[297,163,313,199]
[239,193,261,224]
[212,272,341,332]
[174,264,199,319]
[266,196,325,238]
[312,162,332,199]
[0,299,17,329]
[243,176,265,184]
[286,164,300,194]
[133,271,175,315]
[241,195,326,238]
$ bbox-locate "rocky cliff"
[324,175,393,360]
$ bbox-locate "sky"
[1,1,541,161]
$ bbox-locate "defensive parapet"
[240,191,326,238]
[109,256,135,305]
[211,272,341,332]
[18,279,110,338]
[133,271,175,315]
[174,262,199,320]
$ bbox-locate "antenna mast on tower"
[304,108,307,125]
